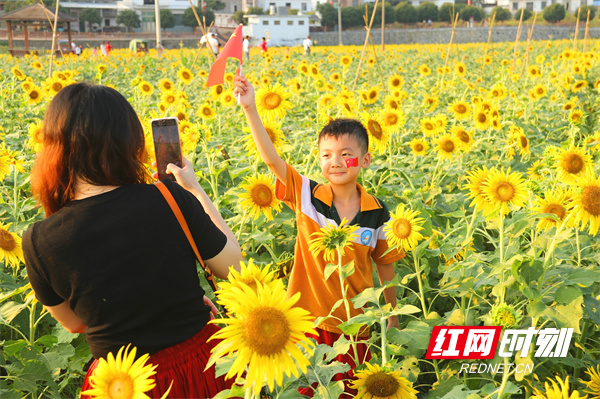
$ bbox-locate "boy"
[233,75,403,394]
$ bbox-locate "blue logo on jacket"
[360,230,372,245]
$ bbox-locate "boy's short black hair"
[318,118,369,154]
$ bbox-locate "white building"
[243,0,314,13]
[497,0,586,12]
[243,12,309,46]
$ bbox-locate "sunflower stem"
[498,210,506,303]
[12,167,18,221]
[538,212,573,289]
[575,228,581,267]
[412,248,428,318]
[336,246,359,367]
[380,316,387,367]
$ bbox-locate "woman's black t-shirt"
[23,179,227,359]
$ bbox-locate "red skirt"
[298,328,371,398]
[81,323,232,399]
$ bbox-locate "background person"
[243,35,251,61]
[260,37,267,54]
[24,82,242,398]
[303,36,312,55]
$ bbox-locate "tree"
[459,5,485,22]
[515,8,533,21]
[117,9,141,32]
[317,3,337,29]
[232,10,246,24]
[159,9,175,30]
[246,6,265,15]
[491,6,511,21]
[341,7,364,28]
[542,3,566,22]
[365,3,396,25]
[417,2,439,22]
[206,0,226,11]
[80,8,101,32]
[395,2,419,23]
[439,2,465,22]
[5,0,66,14]
[577,5,596,21]
[182,7,215,28]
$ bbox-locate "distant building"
[243,9,309,46]
[497,0,587,13]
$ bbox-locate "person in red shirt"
[260,37,267,53]
[105,41,112,55]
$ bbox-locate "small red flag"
[345,157,359,168]
[206,25,243,87]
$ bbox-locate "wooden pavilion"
[0,3,78,56]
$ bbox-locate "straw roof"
[0,3,77,22]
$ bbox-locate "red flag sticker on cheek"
[345,157,359,168]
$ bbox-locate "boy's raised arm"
[233,74,287,185]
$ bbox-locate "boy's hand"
[233,74,256,111]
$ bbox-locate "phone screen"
[151,118,182,181]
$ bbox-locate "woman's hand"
[153,158,203,195]
[204,295,218,320]
[233,74,256,111]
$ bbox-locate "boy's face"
[318,134,371,186]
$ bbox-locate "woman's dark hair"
[32,83,150,216]
[318,118,369,155]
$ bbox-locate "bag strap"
[154,181,217,291]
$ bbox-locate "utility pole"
[381,0,385,51]
[338,0,342,45]
[154,0,163,56]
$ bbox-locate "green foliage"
[181,7,216,27]
[158,9,176,30]
[396,1,419,23]
[515,8,533,21]
[459,5,486,22]
[491,5,511,21]
[439,2,466,22]
[577,5,596,21]
[79,8,101,25]
[317,3,338,28]
[543,3,566,23]
[365,3,397,25]
[288,8,299,15]
[116,9,141,32]
[232,10,246,24]
[417,1,439,22]
[341,7,364,29]
[206,0,226,11]
[246,6,265,15]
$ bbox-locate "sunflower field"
[1,35,599,399]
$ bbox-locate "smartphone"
[151,117,183,182]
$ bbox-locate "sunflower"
[434,134,459,160]
[177,67,194,85]
[515,133,530,156]
[360,87,380,105]
[351,362,418,399]
[422,95,438,110]
[318,93,336,109]
[338,97,359,117]
[527,65,541,78]
[209,282,316,395]
[221,91,236,107]
[563,100,577,111]
[490,83,507,99]
[490,303,522,329]
[380,109,405,133]
[330,72,342,83]
[554,146,592,185]
[582,365,600,398]
[239,174,282,221]
[255,84,293,121]
[388,74,403,90]
[309,217,358,263]
[531,83,547,99]
[27,120,44,152]
[81,344,170,399]
[473,107,491,131]
[158,78,174,92]
[21,80,33,91]
[409,137,429,156]
[418,64,431,76]
[454,62,466,77]
[420,117,438,137]
[452,126,474,152]
[217,258,280,304]
[47,78,65,96]
[527,160,545,181]
[361,112,389,153]
[482,168,529,215]
[569,109,584,125]
[448,100,471,120]
[11,66,26,80]
[25,86,44,105]
[585,131,600,153]
[0,223,25,268]
[532,188,572,232]
[383,205,425,253]
[138,81,154,96]
[340,55,352,68]
[383,96,401,111]
[198,102,215,119]
[31,60,43,71]
[243,121,286,157]
[209,84,224,99]
[175,108,188,121]
[532,376,586,399]
[96,64,107,74]
[571,80,588,93]
[571,172,600,236]
[464,166,495,216]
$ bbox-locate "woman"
[23,83,242,398]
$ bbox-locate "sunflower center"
[216,85,223,94]
[182,71,191,80]
[544,204,565,220]
[424,122,434,131]
[106,373,134,399]
[582,186,600,216]
[497,311,516,326]
[364,371,400,397]
[389,100,398,109]
[519,136,528,148]
[414,143,424,152]
[442,139,455,152]
[457,130,469,143]
[263,93,282,110]
[244,307,290,356]
[164,82,172,90]
[392,218,411,239]
[455,104,467,114]
[477,113,487,123]
[386,114,398,125]
[495,182,515,201]
[392,78,400,87]
[0,229,16,251]
[202,107,212,116]
[29,91,39,100]
[458,66,465,73]
[368,120,383,140]
[562,154,584,174]
[251,184,273,208]
[52,82,63,92]
[369,91,377,100]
